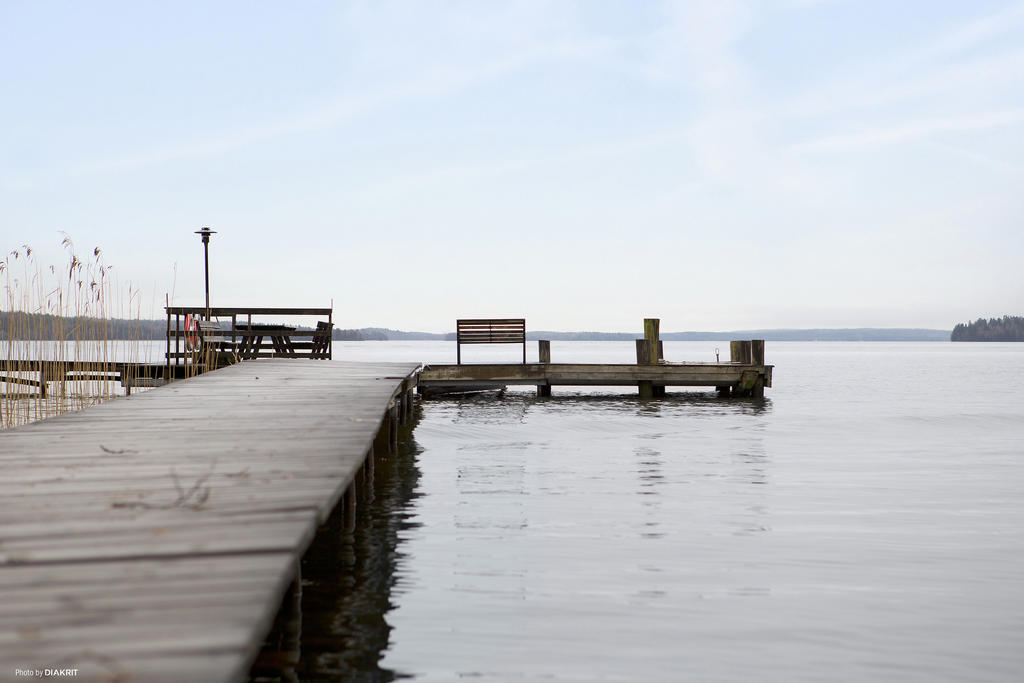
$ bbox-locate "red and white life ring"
[184,314,199,351]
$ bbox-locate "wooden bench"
[456,318,526,364]
[195,320,239,367]
[196,320,232,348]
[310,320,333,359]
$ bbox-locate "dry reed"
[1,235,146,429]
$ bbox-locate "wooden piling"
[643,319,660,365]
[402,389,413,424]
[538,340,551,364]
[250,569,302,679]
[751,339,765,365]
[397,389,408,424]
[373,412,390,456]
[344,483,357,532]
[537,340,552,396]
[389,403,399,453]
[638,319,662,396]
[635,339,653,364]
[730,340,752,364]
[636,339,654,397]
[165,308,172,381]
[364,447,376,504]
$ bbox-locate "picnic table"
[235,323,298,358]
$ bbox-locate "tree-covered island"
[951,316,1024,341]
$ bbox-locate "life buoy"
[184,314,198,351]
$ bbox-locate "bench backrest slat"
[456,318,526,364]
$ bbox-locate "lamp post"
[195,227,216,320]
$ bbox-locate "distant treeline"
[334,327,450,341]
[0,312,165,340]
[2,312,955,342]
[951,316,1024,341]
[337,327,951,342]
[0,314,443,342]
[528,328,950,342]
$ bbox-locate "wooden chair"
[311,321,333,359]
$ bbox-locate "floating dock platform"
[419,360,772,398]
[425,320,772,399]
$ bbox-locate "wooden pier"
[0,305,337,399]
[0,359,419,682]
[421,318,772,399]
[422,322,772,398]
[419,359,772,398]
[0,359,181,397]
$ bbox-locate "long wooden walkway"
[0,359,419,683]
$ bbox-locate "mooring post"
[643,318,660,363]
[751,339,765,365]
[730,340,752,364]
[636,339,652,397]
[537,340,552,397]
[643,318,666,396]
[726,340,752,396]
[635,339,651,364]
[538,340,550,364]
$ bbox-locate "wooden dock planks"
[0,359,420,683]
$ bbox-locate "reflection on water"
[375,389,784,680]
[249,409,423,682]
[451,393,531,424]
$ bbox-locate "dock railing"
[166,306,333,374]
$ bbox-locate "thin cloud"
[71,38,609,176]
[780,1,1024,120]
[791,107,1024,151]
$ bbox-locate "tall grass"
[1,235,145,429]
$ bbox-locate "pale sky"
[2,0,1022,332]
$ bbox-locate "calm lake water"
[255,341,1024,682]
